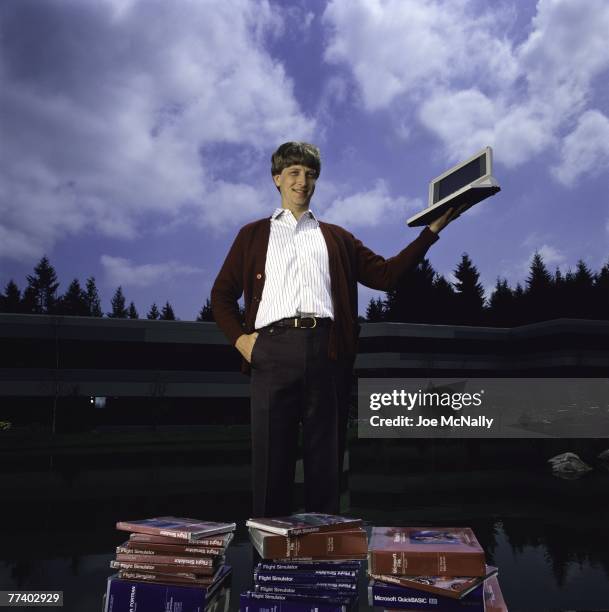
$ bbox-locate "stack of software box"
[241,513,368,612]
[103,516,236,612]
[367,527,508,612]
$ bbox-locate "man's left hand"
[427,206,463,234]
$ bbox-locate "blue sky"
[1,0,608,319]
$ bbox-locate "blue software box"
[368,579,484,611]
[104,565,231,612]
[240,591,357,612]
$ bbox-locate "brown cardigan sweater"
[210,217,439,370]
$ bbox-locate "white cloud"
[517,244,565,275]
[420,88,561,168]
[323,0,518,111]
[315,76,351,142]
[419,89,498,163]
[321,179,421,227]
[0,0,314,261]
[521,232,545,250]
[197,181,271,229]
[518,0,609,98]
[323,0,609,180]
[535,244,566,268]
[498,241,566,287]
[282,4,315,35]
[493,102,557,168]
[551,110,609,186]
[517,244,566,278]
[0,225,41,260]
[513,244,567,285]
[101,255,201,288]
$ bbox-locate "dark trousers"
[250,324,349,517]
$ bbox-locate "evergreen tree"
[196,298,214,322]
[127,301,139,319]
[430,275,455,324]
[572,260,595,318]
[574,260,593,283]
[385,258,436,323]
[0,280,22,313]
[108,286,128,318]
[21,285,38,314]
[551,266,563,316]
[488,278,514,326]
[552,266,565,319]
[84,277,103,317]
[593,261,609,320]
[553,268,564,299]
[555,268,577,320]
[512,283,526,326]
[452,253,485,325]
[59,279,89,316]
[525,252,553,322]
[147,303,160,320]
[160,301,176,320]
[526,252,553,293]
[365,297,385,322]
[554,268,563,284]
[24,256,60,314]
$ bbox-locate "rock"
[547,452,593,479]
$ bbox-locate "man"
[211,142,456,517]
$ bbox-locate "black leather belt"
[269,316,332,329]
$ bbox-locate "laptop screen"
[433,154,487,204]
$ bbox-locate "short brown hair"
[271,142,321,178]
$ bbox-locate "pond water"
[1,436,608,612]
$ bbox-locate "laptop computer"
[407,146,500,227]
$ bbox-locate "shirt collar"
[271,208,319,224]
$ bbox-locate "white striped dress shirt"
[254,208,334,329]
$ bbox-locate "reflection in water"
[1,434,609,611]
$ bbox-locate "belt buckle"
[301,316,317,329]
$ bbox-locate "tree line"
[0,256,210,321]
[1,252,607,326]
[366,252,609,326]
